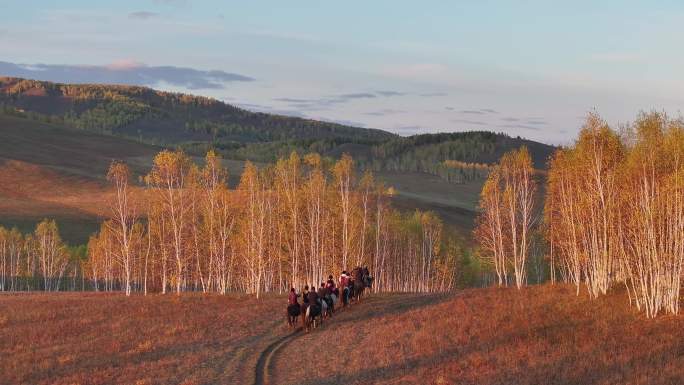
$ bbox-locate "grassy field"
[0,292,286,385]
[2,286,683,385]
[0,115,157,179]
[271,285,684,385]
[376,171,482,235]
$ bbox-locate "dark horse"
[350,266,374,302]
[301,302,323,332]
[286,303,301,328]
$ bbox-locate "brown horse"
[350,266,373,302]
[351,266,366,302]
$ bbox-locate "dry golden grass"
[0,292,287,385]
[272,285,684,385]
[3,286,684,384]
[0,159,113,218]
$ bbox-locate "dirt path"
[252,296,385,385]
[253,329,301,385]
[256,292,449,385]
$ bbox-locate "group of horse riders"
[286,266,373,330]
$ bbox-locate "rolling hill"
[0,76,393,147]
[0,77,557,244]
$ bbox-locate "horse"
[302,302,323,332]
[329,292,338,312]
[320,297,329,318]
[341,286,350,307]
[350,267,366,302]
[362,267,374,293]
[322,294,336,318]
[286,303,301,328]
[350,266,374,302]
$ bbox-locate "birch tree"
[106,161,137,295]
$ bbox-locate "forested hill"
[0,76,556,179]
[359,131,556,184]
[0,76,394,146]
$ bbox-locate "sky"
[2,0,684,144]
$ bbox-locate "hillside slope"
[272,285,684,385]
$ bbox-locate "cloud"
[460,108,498,115]
[375,90,406,97]
[271,90,408,111]
[362,109,406,117]
[272,97,313,103]
[106,59,146,70]
[445,107,455,111]
[272,97,337,110]
[128,11,159,20]
[0,60,254,90]
[337,92,376,100]
[419,92,448,97]
[500,123,541,131]
[500,116,546,126]
[452,119,487,126]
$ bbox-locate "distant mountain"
[0,76,395,148]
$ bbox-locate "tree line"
[0,219,84,292]
[0,151,459,295]
[360,131,554,185]
[476,111,684,318]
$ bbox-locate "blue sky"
[2,0,684,143]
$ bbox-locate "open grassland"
[0,115,156,179]
[376,171,483,212]
[271,285,684,385]
[0,159,113,243]
[376,171,482,235]
[2,286,684,385]
[0,114,155,242]
[0,293,286,385]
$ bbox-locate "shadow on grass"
[330,292,454,326]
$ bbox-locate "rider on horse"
[288,287,299,305]
[339,270,351,306]
[326,275,337,296]
[302,285,310,304]
[317,282,329,298]
[307,285,319,307]
[286,287,301,326]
